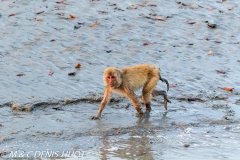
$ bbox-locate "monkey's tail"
[160,77,169,91]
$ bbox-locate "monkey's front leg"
[90,88,111,120]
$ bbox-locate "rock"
[207,21,217,28]
[184,144,190,148]
[71,145,79,149]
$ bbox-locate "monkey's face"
[107,76,116,88]
[103,67,122,89]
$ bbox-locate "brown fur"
[92,64,170,119]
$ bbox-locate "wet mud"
[0,0,240,159]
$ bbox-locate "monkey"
[91,64,171,119]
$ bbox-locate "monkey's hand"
[90,116,101,120]
[137,108,144,117]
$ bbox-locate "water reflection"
[98,112,168,159]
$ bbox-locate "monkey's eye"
[107,76,115,79]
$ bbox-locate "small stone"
[71,145,79,149]
[208,22,217,28]
[74,25,81,29]
[184,144,190,148]
[56,118,62,122]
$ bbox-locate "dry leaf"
[207,8,213,11]
[68,72,76,76]
[106,50,112,53]
[159,50,166,52]
[74,25,81,29]
[56,1,64,4]
[169,84,177,88]
[143,42,149,45]
[184,144,190,148]
[114,7,124,11]
[190,5,197,9]
[214,41,222,43]
[98,11,108,14]
[9,13,17,17]
[138,4,146,7]
[134,6,138,9]
[53,107,64,111]
[208,50,212,55]
[156,17,165,21]
[36,19,42,22]
[175,0,181,4]
[75,63,81,68]
[222,87,234,91]
[188,21,196,24]
[90,23,100,27]
[222,0,227,2]
[148,4,157,7]
[182,3,190,6]
[70,14,77,18]
[17,74,24,76]
[36,11,44,14]
[216,70,226,74]
[187,98,196,102]
[116,131,121,135]
[228,6,234,10]
[48,70,53,76]
[140,152,146,155]
[109,3,117,6]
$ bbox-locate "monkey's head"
[103,67,122,89]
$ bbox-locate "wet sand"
[0,0,240,159]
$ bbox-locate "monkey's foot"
[163,98,169,110]
[146,103,151,112]
[146,108,151,112]
[90,116,101,120]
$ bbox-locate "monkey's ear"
[116,69,123,77]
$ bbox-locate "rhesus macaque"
[91,64,170,119]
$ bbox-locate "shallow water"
[0,0,240,159]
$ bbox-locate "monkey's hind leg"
[142,77,159,113]
[125,92,143,117]
[158,91,171,110]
